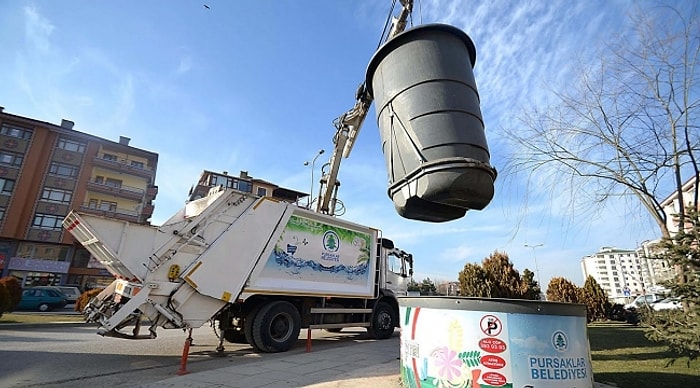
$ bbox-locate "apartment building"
[580,177,699,303]
[0,107,158,289]
[636,239,676,288]
[660,175,699,235]
[188,170,307,203]
[581,247,646,304]
[436,281,460,296]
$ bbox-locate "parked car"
[652,297,683,311]
[624,294,663,310]
[56,286,81,304]
[17,286,68,312]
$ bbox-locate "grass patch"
[0,312,85,324]
[589,321,700,387]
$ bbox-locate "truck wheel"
[252,301,301,353]
[38,303,51,312]
[244,304,265,351]
[368,301,396,340]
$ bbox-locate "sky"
[1,0,695,288]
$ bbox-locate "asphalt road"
[0,317,374,388]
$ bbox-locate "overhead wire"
[377,0,398,49]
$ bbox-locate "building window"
[130,160,144,169]
[210,175,235,188]
[41,187,72,203]
[238,180,252,193]
[1,123,32,140]
[102,153,118,161]
[49,162,79,178]
[0,178,15,195]
[0,150,24,167]
[88,199,98,208]
[257,187,267,196]
[0,207,4,221]
[57,138,86,153]
[17,242,69,260]
[105,178,122,188]
[98,201,117,211]
[32,213,64,230]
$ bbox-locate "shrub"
[75,288,103,312]
[0,276,22,309]
[0,281,10,317]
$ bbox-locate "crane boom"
[316,0,413,215]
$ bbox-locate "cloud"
[106,74,136,132]
[439,244,475,263]
[176,56,192,75]
[23,5,54,54]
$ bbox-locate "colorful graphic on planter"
[400,305,593,388]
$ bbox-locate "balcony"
[142,203,154,216]
[87,180,145,202]
[79,204,141,223]
[145,185,158,200]
[92,157,155,179]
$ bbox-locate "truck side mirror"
[380,238,394,249]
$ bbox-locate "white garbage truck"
[63,185,414,353]
[63,0,496,354]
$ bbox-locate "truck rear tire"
[368,301,396,340]
[252,301,301,353]
[244,304,265,351]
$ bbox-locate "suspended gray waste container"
[366,24,496,222]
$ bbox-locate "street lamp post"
[304,149,325,208]
[524,243,544,290]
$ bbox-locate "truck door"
[384,250,412,296]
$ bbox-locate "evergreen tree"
[419,277,437,295]
[520,268,542,300]
[581,276,610,322]
[407,279,420,292]
[643,206,700,361]
[546,277,580,303]
[458,263,492,297]
[458,251,539,300]
[482,251,525,299]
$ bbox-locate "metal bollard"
[177,328,193,375]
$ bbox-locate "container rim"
[365,23,477,97]
[397,296,587,317]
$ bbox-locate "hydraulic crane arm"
[316,0,413,215]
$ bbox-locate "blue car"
[17,286,68,312]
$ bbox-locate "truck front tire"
[252,301,301,353]
[368,301,396,340]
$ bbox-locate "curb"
[0,321,94,329]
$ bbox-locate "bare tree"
[504,5,700,239]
